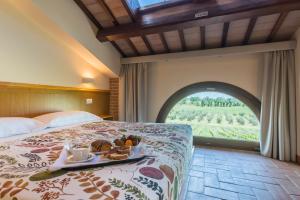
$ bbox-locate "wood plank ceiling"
[75,0,300,57]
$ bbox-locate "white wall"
[32,0,121,76]
[0,0,110,89]
[146,54,264,122]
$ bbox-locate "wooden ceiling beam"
[160,33,170,53]
[96,0,119,25]
[73,0,126,57]
[111,41,126,57]
[222,22,230,47]
[200,26,205,49]
[127,39,140,56]
[178,30,186,51]
[243,17,257,45]
[138,0,296,28]
[120,0,137,22]
[266,12,289,42]
[141,36,154,54]
[74,0,103,29]
[121,41,296,64]
[97,1,300,42]
[139,0,191,14]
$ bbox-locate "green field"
[166,96,260,142]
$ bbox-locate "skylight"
[138,0,171,8]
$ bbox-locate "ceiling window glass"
[138,0,174,8]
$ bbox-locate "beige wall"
[0,0,110,89]
[146,54,264,122]
[32,0,121,76]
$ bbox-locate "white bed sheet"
[0,120,100,142]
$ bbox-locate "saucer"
[66,153,95,164]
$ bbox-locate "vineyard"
[165,95,260,142]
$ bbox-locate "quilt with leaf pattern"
[0,121,193,200]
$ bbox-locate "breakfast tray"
[49,146,146,172]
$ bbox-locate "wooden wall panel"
[0,82,110,117]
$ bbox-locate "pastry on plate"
[125,139,133,147]
[127,135,142,146]
[114,135,142,147]
[116,146,131,155]
[114,138,125,147]
[91,140,112,153]
[105,146,131,156]
[107,153,128,160]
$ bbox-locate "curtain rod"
[121,41,297,64]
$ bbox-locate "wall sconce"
[82,77,95,84]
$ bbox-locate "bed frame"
[0,81,110,117]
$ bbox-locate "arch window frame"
[156,81,261,151]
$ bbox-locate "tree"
[207,114,214,123]
[179,98,187,105]
[236,117,245,125]
[217,115,222,124]
[189,96,200,105]
[225,114,233,124]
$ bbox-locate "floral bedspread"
[0,121,193,200]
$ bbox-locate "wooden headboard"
[0,82,110,117]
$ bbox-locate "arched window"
[156,82,261,149]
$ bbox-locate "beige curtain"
[260,50,297,162]
[120,63,148,122]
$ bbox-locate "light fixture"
[82,77,95,83]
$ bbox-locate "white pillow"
[0,117,46,138]
[34,111,102,128]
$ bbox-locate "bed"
[0,120,193,200]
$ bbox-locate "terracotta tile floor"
[185,146,300,200]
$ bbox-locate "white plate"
[66,153,95,164]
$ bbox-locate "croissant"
[91,140,112,152]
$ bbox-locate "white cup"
[70,143,90,161]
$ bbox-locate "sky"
[138,0,166,7]
[188,92,234,99]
